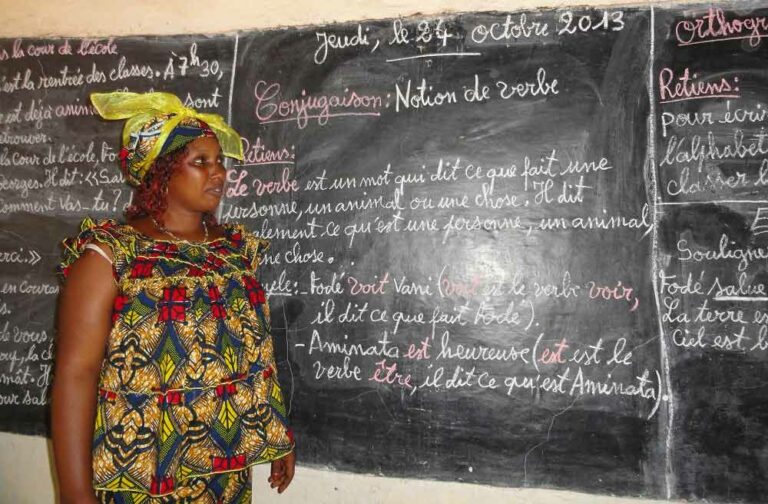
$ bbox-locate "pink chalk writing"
[225,169,248,198]
[438,265,482,298]
[239,136,295,166]
[252,166,299,196]
[586,281,640,312]
[675,8,768,47]
[403,337,431,360]
[253,80,383,129]
[538,338,569,364]
[77,38,118,56]
[226,166,299,198]
[369,359,413,389]
[658,67,740,103]
[347,272,390,295]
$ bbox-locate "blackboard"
[1,3,767,502]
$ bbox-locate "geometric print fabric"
[59,217,294,502]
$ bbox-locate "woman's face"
[165,136,226,214]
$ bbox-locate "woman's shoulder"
[63,216,130,245]
[227,222,268,247]
[76,215,122,233]
[57,216,128,279]
[225,221,270,269]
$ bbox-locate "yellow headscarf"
[91,91,243,186]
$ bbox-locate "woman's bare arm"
[52,245,116,504]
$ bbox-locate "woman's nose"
[211,159,226,178]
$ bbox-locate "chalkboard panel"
[1,3,767,502]
[230,7,664,496]
[655,5,768,502]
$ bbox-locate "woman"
[52,91,295,503]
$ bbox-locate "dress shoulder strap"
[84,243,114,265]
[57,217,127,282]
[235,223,271,271]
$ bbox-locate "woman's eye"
[192,156,223,167]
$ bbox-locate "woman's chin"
[202,192,223,208]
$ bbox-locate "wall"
[2,429,680,504]
[0,0,694,503]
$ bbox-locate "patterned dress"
[58,217,294,503]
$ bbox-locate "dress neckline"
[116,219,236,245]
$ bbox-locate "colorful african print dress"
[58,217,294,503]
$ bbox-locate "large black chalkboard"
[0,34,236,436]
[0,3,767,502]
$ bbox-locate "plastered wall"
[0,1,696,503]
[0,0,685,37]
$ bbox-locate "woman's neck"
[147,210,208,242]
[158,210,205,235]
